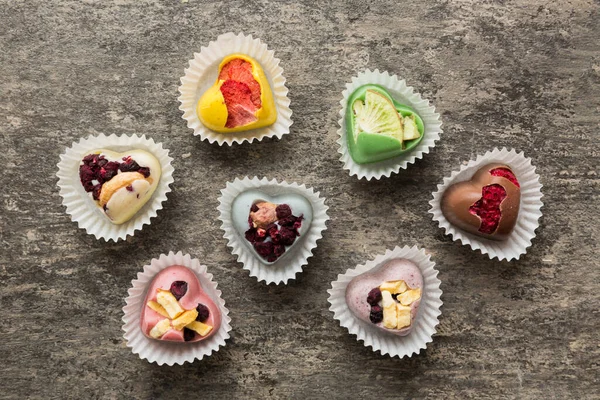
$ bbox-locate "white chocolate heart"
[81,149,161,224]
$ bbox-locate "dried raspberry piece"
[97,158,108,167]
[366,287,382,306]
[279,226,296,246]
[278,215,297,226]
[169,281,188,300]
[92,184,102,200]
[119,159,140,172]
[250,203,259,213]
[490,167,520,188]
[79,165,95,190]
[293,215,304,231]
[82,154,97,164]
[273,244,285,258]
[370,305,383,324]
[183,328,196,342]
[253,241,274,258]
[469,184,507,234]
[245,228,258,243]
[276,204,292,219]
[126,185,133,192]
[138,167,150,178]
[196,304,210,322]
[266,254,278,262]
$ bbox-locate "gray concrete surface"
[1,1,599,399]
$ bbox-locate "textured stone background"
[1,0,599,399]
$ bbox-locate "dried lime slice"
[353,90,403,144]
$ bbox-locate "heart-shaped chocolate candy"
[346,84,425,164]
[140,265,221,343]
[79,149,161,224]
[345,259,423,336]
[441,163,520,240]
[231,190,313,265]
[197,54,277,133]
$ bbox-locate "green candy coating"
[346,84,425,164]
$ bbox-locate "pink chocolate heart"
[345,258,423,336]
[140,265,221,342]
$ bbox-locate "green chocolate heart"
[346,84,425,165]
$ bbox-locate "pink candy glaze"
[345,258,423,336]
[140,265,221,342]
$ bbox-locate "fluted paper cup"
[56,134,174,241]
[328,246,443,358]
[178,32,292,145]
[122,251,232,366]
[217,177,329,285]
[337,69,442,180]
[429,147,543,261]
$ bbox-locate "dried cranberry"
[370,305,383,324]
[273,244,285,258]
[119,159,140,172]
[366,287,382,305]
[92,184,102,200]
[278,215,296,226]
[250,203,259,213]
[196,304,210,322]
[97,158,108,167]
[276,204,292,219]
[183,328,196,342]
[253,241,274,258]
[100,167,117,182]
[248,216,254,228]
[279,226,296,246]
[266,254,278,262]
[169,281,188,300]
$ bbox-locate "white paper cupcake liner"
[429,147,544,261]
[56,134,175,242]
[177,32,292,146]
[217,177,329,285]
[121,251,232,366]
[328,246,443,358]
[337,69,442,180]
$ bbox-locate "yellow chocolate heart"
[197,54,277,133]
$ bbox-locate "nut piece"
[249,201,278,229]
[186,321,213,337]
[172,309,199,331]
[146,300,170,318]
[149,318,171,339]
[156,289,184,319]
[398,288,422,306]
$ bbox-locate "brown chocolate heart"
[441,163,520,241]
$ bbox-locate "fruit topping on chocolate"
[145,280,214,341]
[78,149,161,225]
[169,281,188,301]
[365,280,422,330]
[196,54,277,133]
[441,163,521,240]
[244,201,303,262]
[196,304,210,323]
